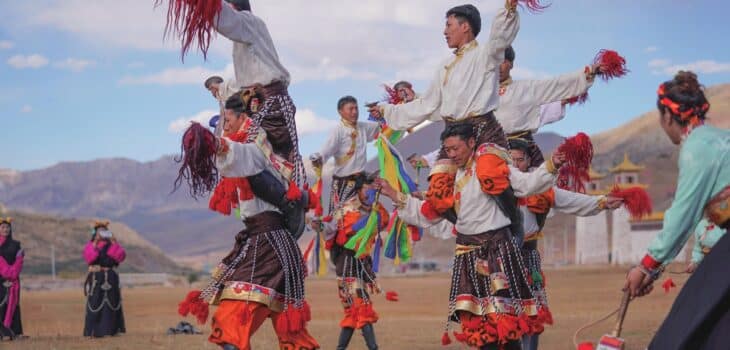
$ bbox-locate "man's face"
[207,83,221,99]
[509,149,530,172]
[443,136,475,168]
[499,60,513,82]
[444,15,469,49]
[0,223,9,237]
[339,102,359,124]
[396,86,416,102]
[223,109,246,136]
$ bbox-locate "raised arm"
[312,129,340,165]
[380,69,442,131]
[484,2,520,71]
[515,68,595,107]
[216,134,270,178]
[214,0,263,44]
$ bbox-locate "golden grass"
[4,266,688,350]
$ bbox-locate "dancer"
[622,71,729,350]
[311,96,381,213]
[378,122,565,349]
[509,138,622,350]
[175,123,319,350]
[323,173,388,350]
[83,221,126,337]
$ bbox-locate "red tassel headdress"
[157,0,223,60]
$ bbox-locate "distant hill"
[3,209,186,274]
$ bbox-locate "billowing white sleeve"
[397,196,443,228]
[214,0,262,44]
[484,5,520,71]
[315,129,340,163]
[423,149,441,168]
[516,69,594,106]
[216,138,269,177]
[382,69,442,131]
[424,220,455,240]
[553,187,604,216]
[509,162,557,197]
[537,101,566,128]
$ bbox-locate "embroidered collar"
[453,40,478,56]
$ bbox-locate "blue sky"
[1,0,729,171]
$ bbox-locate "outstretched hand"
[373,178,399,200]
[368,104,382,119]
[605,196,624,209]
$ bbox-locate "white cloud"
[649,59,730,75]
[7,54,49,69]
[8,1,501,84]
[20,105,32,113]
[295,109,338,135]
[119,63,234,85]
[648,59,670,68]
[290,57,379,84]
[54,58,95,72]
[645,46,658,53]
[0,40,13,49]
[665,60,730,74]
[168,109,218,133]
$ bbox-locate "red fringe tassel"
[577,342,596,350]
[383,85,403,105]
[178,290,210,325]
[662,278,676,293]
[565,92,589,106]
[441,331,452,345]
[286,180,302,201]
[593,49,629,81]
[516,0,550,13]
[157,0,222,60]
[385,291,399,302]
[556,133,594,193]
[610,186,653,219]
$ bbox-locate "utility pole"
[51,244,56,280]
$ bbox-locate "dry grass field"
[4,266,689,350]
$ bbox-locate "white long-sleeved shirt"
[496,69,592,133]
[398,159,556,235]
[380,6,519,130]
[216,133,285,219]
[521,187,604,235]
[215,1,290,88]
[420,101,566,168]
[314,120,380,177]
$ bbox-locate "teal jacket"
[646,125,730,265]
